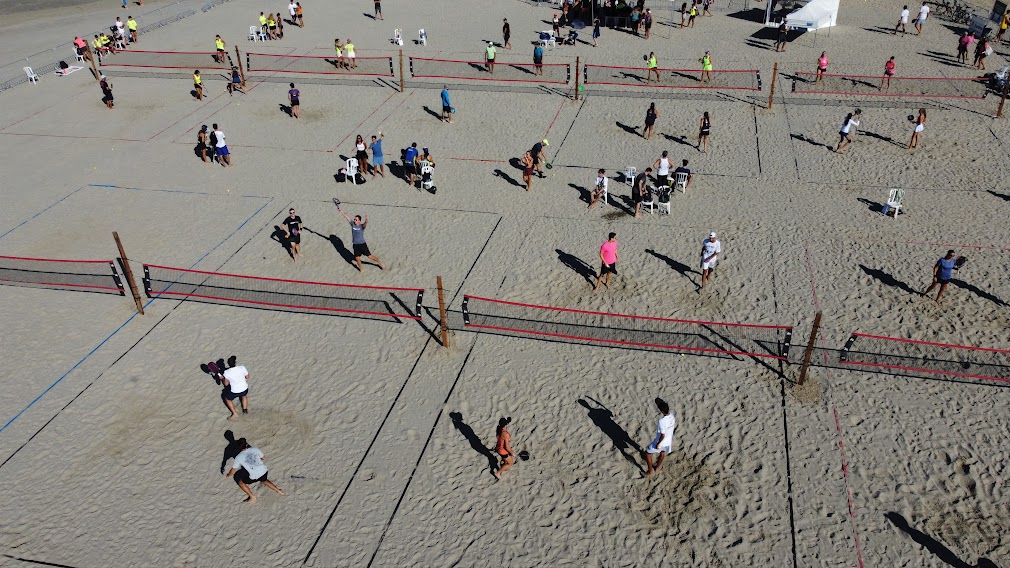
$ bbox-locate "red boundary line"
[465,295,792,329]
[466,323,786,359]
[791,89,984,100]
[0,255,113,264]
[839,360,1010,384]
[146,264,422,292]
[585,80,759,91]
[0,280,121,292]
[851,332,1010,354]
[152,290,420,319]
[833,405,866,568]
[794,71,985,81]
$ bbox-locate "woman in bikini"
[493,417,515,480]
[698,111,711,152]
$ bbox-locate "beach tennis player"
[493,417,515,480]
[224,439,285,504]
[221,361,250,419]
[835,110,860,154]
[700,231,721,290]
[921,249,959,304]
[644,398,676,477]
[595,232,619,290]
[337,204,384,271]
[283,208,302,259]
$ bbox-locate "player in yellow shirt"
[193,70,203,100]
[214,35,226,63]
[127,16,138,43]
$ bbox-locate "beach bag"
[658,188,671,203]
[985,45,994,56]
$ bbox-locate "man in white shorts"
[700,231,721,290]
[222,361,250,419]
[644,397,676,477]
[915,2,929,35]
[894,5,909,34]
[288,1,297,23]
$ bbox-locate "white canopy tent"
[765,0,839,29]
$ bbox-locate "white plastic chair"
[639,191,655,214]
[623,166,636,187]
[23,67,38,84]
[345,158,359,184]
[418,29,427,46]
[884,188,904,218]
[393,29,403,46]
[249,26,258,41]
[595,178,609,206]
[73,46,85,63]
[673,171,689,193]
[420,163,434,191]
[540,31,557,47]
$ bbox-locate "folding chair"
[23,67,39,84]
[418,29,427,46]
[344,158,359,184]
[673,171,689,193]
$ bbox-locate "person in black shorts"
[338,206,385,271]
[775,21,787,52]
[283,208,302,259]
[228,67,244,95]
[531,138,548,178]
[633,167,652,218]
[503,18,511,49]
[287,82,300,119]
[224,439,285,504]
[99,74,114,109]
[404,142,419,186]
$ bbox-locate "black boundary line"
[317,198,497,216]
[0,203,288,475]
[547,95,587,167]
[2,554,78,568]
[364,337,479,567]
[752,103,763,176]
[301,214,502,565]
[780,94,803,180]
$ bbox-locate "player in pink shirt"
[594,232,619,291]
[880,56,896,90]
[815,51,828,84]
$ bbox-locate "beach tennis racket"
[207,361,222,384]
[518,450,530,461]
[955,256,968,270]
[545,162,553,169]
[332,197,341,208]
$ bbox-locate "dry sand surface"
[1,0,1010,566]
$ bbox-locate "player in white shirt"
[915,2,929,34]
[894,5,909,34]
[222,364,250,419]
[700,231,722,290]
[225,438,285,503]
[588,168,609,209]
[645,398,676,477]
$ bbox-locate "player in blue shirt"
[921,249,958,304]
[440,85,453,124]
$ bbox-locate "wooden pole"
[797,311,822,385]
[767,62,778,111]
[436,276,449,348]
[399,49,405,93]
[85,44,100,81]
[113,232,145,315]
[575,55,580,100]
[998,76,1010,118]
[234,46,246,86]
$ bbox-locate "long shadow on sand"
[302,227,356,267]
[885,512,999,568]
[557,249,596,284]
[578,397,643,473]
[859,264,919,295]
[450,412,498,472]
[645,248,698,285]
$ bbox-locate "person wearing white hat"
[700,231,721,290]
[531,138,548,178]
[485,41,497,74]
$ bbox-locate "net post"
[113,231,145,315]
[797,311,821,385]
[85,44,100,81]
[575,56,580,100]
[767,62,778,110]
[234,46,245,85]
[437,276,449,348]
[399,49,405,93]
[998,77,1010,118]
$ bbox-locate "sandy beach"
[1,0,1009,566]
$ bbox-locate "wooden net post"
[234,46,246,85]
[85,44,100,81]
[575,55,580,100]
[436,276,449,348]
[399,49,405,93]
[113,231,145,315]
[797,311,822,385]
[998,76,1010,118]
[767,62,778,111]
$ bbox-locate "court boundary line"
[0,185,85,241]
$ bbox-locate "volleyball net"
[0,255,124,295]
[99,49,234,71]
[790,72,988,99]
[409,57,571,85]
[583,64,762,91]
[460,295,792,359]
[142,264,422,320]
[839,332,1010,384]
[246,52,394,77]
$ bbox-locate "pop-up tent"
[765,0,839,29]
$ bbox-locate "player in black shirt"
[283,208,303,260]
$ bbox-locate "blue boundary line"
[87,183,271,199]
[0,196,273,436]
[0,186,85,241]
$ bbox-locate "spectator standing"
[894,5,909,34]
[440,85,453,123]
[370,132,385,177]
[503,18,512,49]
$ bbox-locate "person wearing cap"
[531,138,548,178]
[921,249,958,304]
[440,85,453,124]
[595,232,619,290]
[99,74,114,109]
[493,417,515,480]
[700,231,721,290]
[485,42,496,74]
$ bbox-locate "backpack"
[209,131,218,146]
